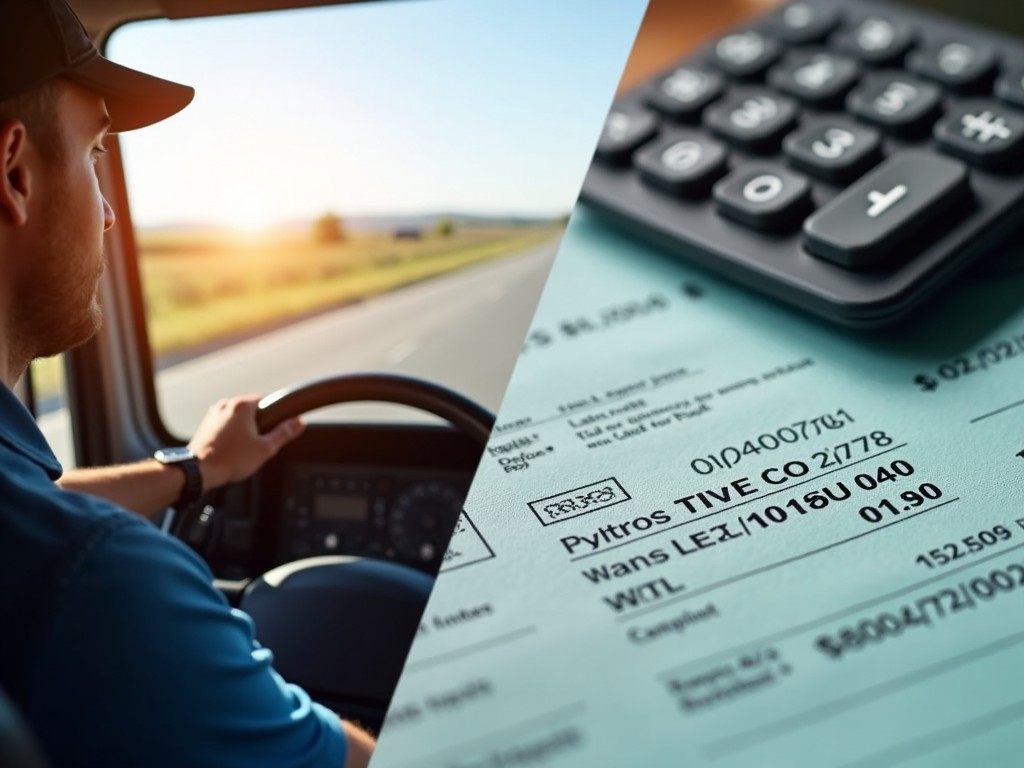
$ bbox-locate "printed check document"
[371,210,1024,767]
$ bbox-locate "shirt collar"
[0,384,63,480]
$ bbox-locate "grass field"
[30,222,559,404]
[140,224,558,355]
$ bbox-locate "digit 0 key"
[714,165,811,230]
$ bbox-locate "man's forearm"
[58,460,187,518]
[341,720,375,768]
[55,397,303,519]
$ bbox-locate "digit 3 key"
[581,0,1024,327]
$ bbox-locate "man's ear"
[0,121,31,227]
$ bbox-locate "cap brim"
[65,53,194,133]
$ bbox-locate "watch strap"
[173,456,204,511]
[154,449,204,511]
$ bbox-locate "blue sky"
[107,0,647,229]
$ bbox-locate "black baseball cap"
[0,0,194,132]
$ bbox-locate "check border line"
[970,396,1024,424]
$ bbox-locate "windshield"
[105,0,640,437]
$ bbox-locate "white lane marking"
[386,338,422,365]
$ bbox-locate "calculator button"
[713,165,812,231]
[803,152,970,268]
[645,66,725,121]
[595,109,658,166]
[906,41,997,93]
[934,102,1024,169]
[708,31,781,79]
[847,74,941,136]
[704,90,798,152]
[994,66,1024,110]
[784,120,882,182]
[636,135,728,197]
[769,50,860,107]
[834,16,915,65]
[762,2,840,45]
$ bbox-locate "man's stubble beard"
[11,181,105,363]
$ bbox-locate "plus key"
[866,184,907,218]
[935,100,1024,170]
[804,152,971,269]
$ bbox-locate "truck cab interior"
[8,0,561,747]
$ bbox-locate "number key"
[784,119,882,182]
[595,109,658,166]
[645,65,724,121]
[907,40,997,93]
[761,2,840,45]
[713,165,812,231]
[835,16,915,65]
[847,73,941,136]
[707,30,781,79]
[635,133,728,197]
[704,89,798,152]
[769,50,860,108]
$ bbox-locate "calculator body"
[580,0,1024,327]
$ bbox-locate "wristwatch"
[153,446,203,511]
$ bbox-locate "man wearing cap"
[0,1,375,766]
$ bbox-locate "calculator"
[580,0,1024,327]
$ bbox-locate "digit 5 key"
[803,152,972,269]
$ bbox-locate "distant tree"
[313,211,346,243]
[434,217,455,237]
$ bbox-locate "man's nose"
[103,196,116,231]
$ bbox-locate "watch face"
[154,447,197,464]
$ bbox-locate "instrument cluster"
[279,463,469,571]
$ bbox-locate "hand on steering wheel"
[237,373,494,728]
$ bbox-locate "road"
[40,238,559,467]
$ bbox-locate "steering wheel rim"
[256,372,494,446]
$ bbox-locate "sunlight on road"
[39,241,557,467]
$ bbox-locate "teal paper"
[372,209,1024,767]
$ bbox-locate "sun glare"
[222,200,275,234]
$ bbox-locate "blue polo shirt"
[0,386,347,767]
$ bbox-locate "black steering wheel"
[254,372,494,445]
[237,373,493,727]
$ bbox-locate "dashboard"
[185,424,480,581]
[278,463,468,565]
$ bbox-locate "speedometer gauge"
[388,481,463,562]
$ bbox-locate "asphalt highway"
[40,238,559,466]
